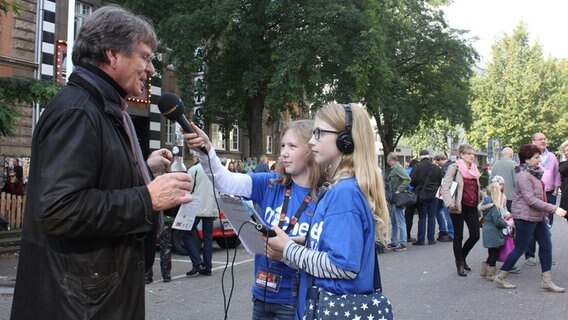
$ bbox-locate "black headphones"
[336,104,354,154]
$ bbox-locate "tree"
[468,23,568,151]
[0,78,61,136]
[121,1,475,158]
[120,0,380,158]
[345,0,477,157]
[404,119,460,156]
[0,0,24,16]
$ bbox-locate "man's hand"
[147,172,192,211]
[147,148,173,177]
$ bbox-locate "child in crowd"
[185,120,325,320]
[480,181,513,280]
[265,103,391,319]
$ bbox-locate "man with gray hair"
[491,147,517,212]
[10,6,192,319]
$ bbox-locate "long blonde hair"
[487,182,503,209]
[315,103,390,243]
[272,120,326,199]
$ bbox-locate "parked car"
[164,212,240,255]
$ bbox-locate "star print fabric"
[303,286,394,320]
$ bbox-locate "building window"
[230,126,239,151]
[266,136,273,154]
[74,2,93,39]
[211,123,225,150]
[165,119,175,145]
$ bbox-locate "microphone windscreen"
[157,93,185,120]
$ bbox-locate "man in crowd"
[254,154,270,173]
[12,158,23,182]
[491,147,517,211]
[411,150,443,245]
[10,6,192,319]
[434,154,454,242]
[387,152,411,251]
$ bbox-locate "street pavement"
[2,215,568,319]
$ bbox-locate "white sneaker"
[509,265,521,274]
[526,257,537,266]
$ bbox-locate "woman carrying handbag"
[442,144,482,277]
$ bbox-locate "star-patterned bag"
[304,288,393,320]
[303,245,394,320]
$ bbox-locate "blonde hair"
[487,182,503,209]
[315,103,390,243]
[272,120,326,199]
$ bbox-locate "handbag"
[303,245,394,320]
[498,235,515,262]
[393,191,417,207]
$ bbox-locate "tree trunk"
[245,96,265,159]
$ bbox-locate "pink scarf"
[456,159,479,179]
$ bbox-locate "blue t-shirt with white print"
[296,177,376,319]
[249,173,316,305]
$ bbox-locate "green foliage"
[0,77,61,136]
[468,23,568,152]
[119,0,476,157]
[404,119,460,155]
[0,0,25,16]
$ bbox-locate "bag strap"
[373,244,382,291]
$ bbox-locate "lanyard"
[277,185,312,234]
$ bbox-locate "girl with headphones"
[265,103,391,319]
[185,120,325,320]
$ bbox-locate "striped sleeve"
[283,241,357,279]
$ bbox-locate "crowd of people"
[383,132,568,294]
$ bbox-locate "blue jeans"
[390,204,407,245]
[252,298,295,320]
[436,202,454,238]
[525,192,556,258]
[417,197,438,243]
[502,218,552,272]
[182,217,214,271]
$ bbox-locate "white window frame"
[230,126,239,151]
[266,135,273,154]
[74,2,93,38]
[211,123,226,150]
[165,119,175,145]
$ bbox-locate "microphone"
[158,93,207,154]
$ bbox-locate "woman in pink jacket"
[493,144,567,291]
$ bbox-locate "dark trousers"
[405,203,418,239]
[144,215,172,278]
[525,192,556,258]
[502,218,552,272]
[450,205,480,262]
[182,217,214,271]
[486,247,500,267]
[417,197,438,243]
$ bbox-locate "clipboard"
[216,193,271,255]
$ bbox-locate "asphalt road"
[2,216,568,319]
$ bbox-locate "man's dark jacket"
[10,68,154,319]
[410,158,443,202]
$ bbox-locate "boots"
[455,260,467,277]
[494,271,516,289]
[541,271,565,293]
[480,262,488,278]
[485,266,496,281]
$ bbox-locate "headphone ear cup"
[336,132,354,154]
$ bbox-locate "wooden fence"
[0,192,26,230]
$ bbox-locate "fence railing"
[0,192,26,230]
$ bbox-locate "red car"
[165,212,240,255]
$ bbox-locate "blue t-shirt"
[296,177,376,319]
[249,173,316,305]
